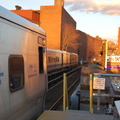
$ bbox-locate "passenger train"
[0,6,78,120]
[0,6,47,120]
[47,48,78,72]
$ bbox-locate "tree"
[61,24,80,51]
[108,40,119,55]
[108,41,117,51]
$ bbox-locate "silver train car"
[47,48,78,72]
[0,6,47,120]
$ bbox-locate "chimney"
[54,0,64,6]
[15,5,22,10]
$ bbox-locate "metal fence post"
[90,74,93,113]
[63,73,69,111]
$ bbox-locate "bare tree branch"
[61,24,80,51]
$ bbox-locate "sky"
[0,0,120,43]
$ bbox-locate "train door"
[62,53,63,67]
[36,46,47,117]
[70,54,71,65]
[63,53,67,67]
[67,53,70,66]
[38,47,44,74]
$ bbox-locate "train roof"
[47,48,69,53]
[47,48,78,55]
[0,6,46,36]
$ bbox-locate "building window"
[9,55,24,92]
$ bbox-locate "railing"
[114,100,120,120]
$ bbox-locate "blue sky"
[0,0,120,43]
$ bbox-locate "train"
[0,6,78,120]
[0,6,47,120]
[47,48,78,72]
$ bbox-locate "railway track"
[48,65,81,87]
[45,65,81,110]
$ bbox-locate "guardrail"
[89,73,120,115]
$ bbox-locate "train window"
[56,57,59,62]
[38,47,44,73]
[48,57,50,62]
[62,53,63,65]
[9,55,24,92]
[48,57,52,63]
[48,57,59,63]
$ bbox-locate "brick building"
[40,5,76,51]
[11,9,40,25]
[12,5,77,53]
[11,1,103,62]
[77,30,103,61]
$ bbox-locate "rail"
[49,76,80,110]
[49,68,80,110]
[48,66,81,88]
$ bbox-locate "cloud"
[44,0,53,4]
[65,0,120,15]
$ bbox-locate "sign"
[107,56,120,62]
[93,76,105,90]
[107,65,120,69]
[38,36,46,46]
[28,64,37,78]
[107,56,120,70]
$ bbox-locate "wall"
[77,30,103,62]
[40,5,76,52]
[40,5,62,50]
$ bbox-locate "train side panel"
[70,53,78,65]
[0,54,9,119]
[47,49,62,72]
[0,6,47,120]
[47,49,78,72]
[63,52,67,67]
[66,53,71,66]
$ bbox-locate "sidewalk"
[81,63,106,75]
